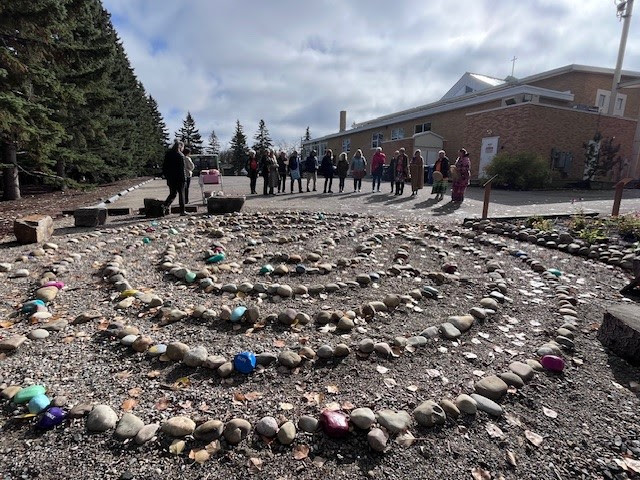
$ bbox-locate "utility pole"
[608,0,634,115]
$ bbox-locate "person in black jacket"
[162,141,186,215]
[304,150,318,192]
[320,149,334,193]
[259,151,270,195]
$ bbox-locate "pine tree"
[229,120,248,174]
[0,0,67,199]
[176,112,203,154]
[304,126,311,141]
[206,129,220,155]
[252,119,273,157]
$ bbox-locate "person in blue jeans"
[304,150,318,192]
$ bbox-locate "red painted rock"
[320,410,350,438]
[540,355,565,372]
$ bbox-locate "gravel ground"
[0,210,639,480]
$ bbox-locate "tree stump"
[207,196,245,215]
[598,304,640,365]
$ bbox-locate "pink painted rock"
[44,281,65,290]
[540,355,565,372]
[320,410,350,438]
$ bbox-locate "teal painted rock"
[13,385,46,404]
[22,300,46,314]
[170,228,178,235]
[260,264,274,275]
[185,271,197,283]
[206,253,225,264]
[28,394,51,414]
[143,237,151,244]
[422,286,439,298]
[547,268,562,277]
[231,306,247,322]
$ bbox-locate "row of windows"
[339,123,433,151]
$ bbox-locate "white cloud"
[102,0,640,149]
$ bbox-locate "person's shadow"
[431,200,462,216]
[413,197,441,209]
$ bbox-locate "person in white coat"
[183,147,195,204]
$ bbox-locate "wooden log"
[598,304,640,365]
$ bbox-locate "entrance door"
[479,136,499,178]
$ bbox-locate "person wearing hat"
[431,150,450,200]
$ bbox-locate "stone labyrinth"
[0,211,589,473]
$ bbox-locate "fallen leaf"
[341,400,355,410]
[312,456,326,467]
[178,400,192,410]
[293,444,309,460]
[542,407,557,419]
[406,384,419,392]
[205,440,221,455]
[505,412,523,428]
[171,377,190,390]
[147,370,161,379]
[169,439,185,455]
[0,321,14,328]
[128,387,142,397]
[383,378,397,388]
[525,429,543,447]
[198,402,210,412]
[624,457,640,473]
[245,391,263,401]
[326,385,339,394]
[274,339,285,348]
[506,450,517,467]
[486,422,505,439]
[405,345,416,353]
[189,448,210,464]
[247,457,263,473]
[122,398,137,411]
[426,369,441,378]
[233,391,246,403]
[323,401,341,411]
[115,370,132,380]
[62,336,74,344]
[155,396,170,411]
[471,466,491,480]
[279,402,294,411]
[376,365,389,374]
[396,431,416,447]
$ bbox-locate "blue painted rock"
[295,264,307,274]
[22,300,46,314]
[231,306,247,322]
[13,385,46,404]
[260,264,274,275]
[37,407,67,430]
[233,351,256,374]
[28,394,51,414]
[547,268,562,277]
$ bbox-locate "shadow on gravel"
[606,353,640,399]
[413,197,441,209]
[431,201,463,216]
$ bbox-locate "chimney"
[339,110,346,132]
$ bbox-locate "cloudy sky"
[102,0,639,150]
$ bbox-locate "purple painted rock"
[540,355,565,372]
[44,281,65,290]
[320,410,350,438]
[37,407,67,430]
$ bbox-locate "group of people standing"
[246,146,472,202]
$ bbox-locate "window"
[598,94,607,107]
[617,97,624,110]
[318,142,327,157]
[342,138,351,153]
[371,132,383,148]
[391,128,405,140]
[414,122,432,134]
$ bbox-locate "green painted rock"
[13,385,46,404]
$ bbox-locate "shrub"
[608,213,640,242]
[525,215,554,232]
[484,152,552,190]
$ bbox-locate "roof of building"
[305,64,640,145]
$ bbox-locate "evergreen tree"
[206,129,220,155]
[0,0,67,199]
[252,119,273,157]
[304,126,311,141]
[229,120,248,174]
[175,112,203,154]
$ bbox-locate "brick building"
[303,64,640,183]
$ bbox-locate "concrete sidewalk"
[106,176,640,220]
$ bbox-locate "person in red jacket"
[370,147,386,192]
